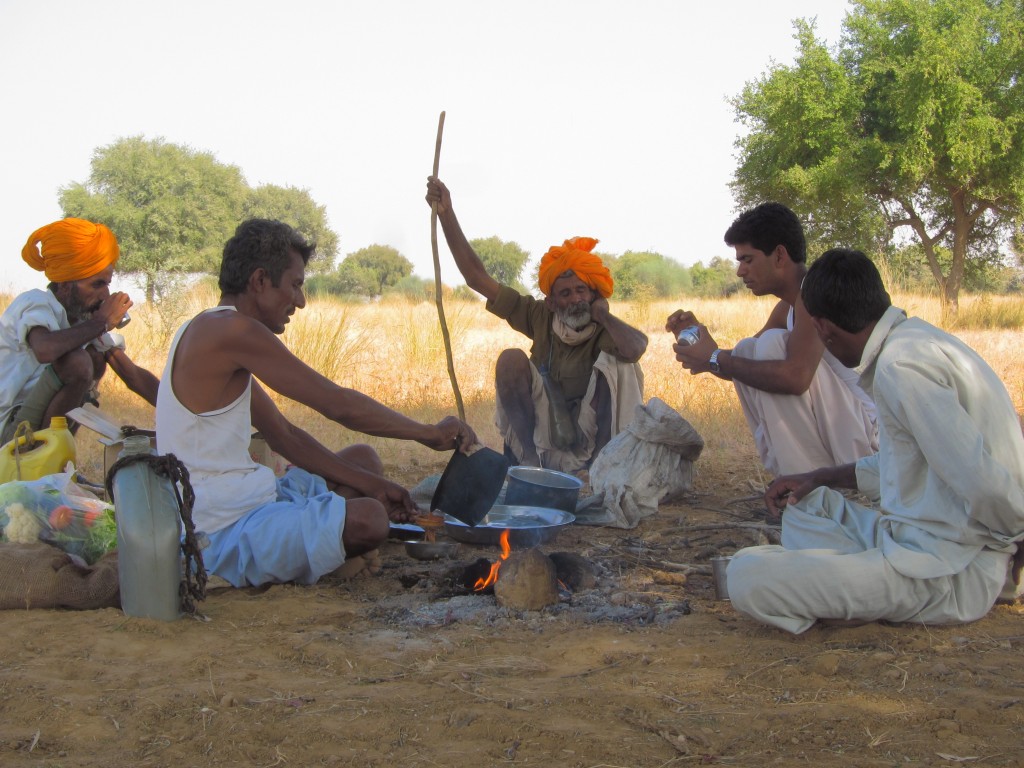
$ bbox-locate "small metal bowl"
[403,540,458,561]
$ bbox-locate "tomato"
[48,505,75,530]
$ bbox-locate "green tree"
[59,136,341,302]
[243,184,338,274]
[469,236,530,292]
[385,274,436,302]
[59,136,248,302]
[610,251,692,299]
[732,0,1024,311]
[690,256,745,297]
[338,245,413,297]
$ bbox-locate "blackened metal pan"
[430,446,509,527]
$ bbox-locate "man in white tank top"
[667,202,878,477]
[156,219,477,587]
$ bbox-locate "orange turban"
[22,218,120,282]
[537,236,613,298]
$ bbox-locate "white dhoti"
[496,352,644,473]
[727,487,1011,634]
[733,329,877,476]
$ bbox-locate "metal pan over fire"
[444,505,575,547]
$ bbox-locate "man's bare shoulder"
[758,299,792,333]
[186,307,265,338]
[178,308,280,362]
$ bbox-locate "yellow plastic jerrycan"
[0,416,77,482]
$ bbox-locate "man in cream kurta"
[728,249,1024,634]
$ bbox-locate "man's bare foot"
[520,451,542,468]
[333,549,383,579]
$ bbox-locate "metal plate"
[389,523,425,540]
[444,505,575,546]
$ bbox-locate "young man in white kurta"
[668,203,877,477]
[728,249,1024,634]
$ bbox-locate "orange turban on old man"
[22,218,120,282]
[537,236,613,298]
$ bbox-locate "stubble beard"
[54,284,94,325]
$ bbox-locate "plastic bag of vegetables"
[0,469,117,565]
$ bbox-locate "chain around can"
[676,325,701,346]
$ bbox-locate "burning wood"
[474,529,511,590]
[463,530,561,611]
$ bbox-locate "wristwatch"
[708,349,721,373]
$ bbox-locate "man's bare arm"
[717,297,825,393]
[27,318,108,364]
[105,348,160,406]
[426,176,501,302]
[251,385,399,492]
[230,318,475,451]
[590,297,647,362]
[250,384,421,519]
[26,292,131,364]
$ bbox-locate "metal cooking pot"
[444,505,575,547]
[404,540,458,560]
[503,466,582,514]
[431,446,509,526]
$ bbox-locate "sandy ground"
[2,483,1023,768]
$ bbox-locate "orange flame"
[474,529,512,590]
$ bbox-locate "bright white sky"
[0,0,851,297]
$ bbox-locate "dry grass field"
[71,285,1024,497]
[2,286,1024,767]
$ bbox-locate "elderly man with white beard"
[426,177,648,472]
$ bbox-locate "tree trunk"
[944,190,972,318]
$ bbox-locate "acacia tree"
[60,136,340,301]
[732,0,1024,311]
[468,236,530,293]
[60,136,248,302]
[243,184,338,274]
[337,245,413,296]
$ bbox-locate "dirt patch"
[1,496,1022,767]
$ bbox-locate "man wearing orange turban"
[426,177,648,472]
[0,218,159,443]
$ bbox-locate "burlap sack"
[0,542,120,610]
[586,397,704,529]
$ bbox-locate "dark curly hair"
[219,219,315,295]
[724,202,806,264]
[802,248,891,333]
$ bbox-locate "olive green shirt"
[486,285,623,407]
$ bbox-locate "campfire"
[473,530,511,591]
[455,530,599,611]
[383,507,693,628]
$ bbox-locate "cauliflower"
[2,502,42,543]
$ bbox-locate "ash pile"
[362,542,693,629]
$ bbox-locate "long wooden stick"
[429,111,466,421]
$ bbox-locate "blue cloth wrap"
[200,467,347,587]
